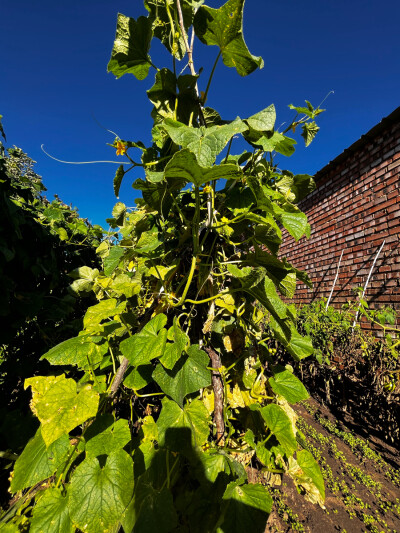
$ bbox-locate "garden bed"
[265,396,400,533]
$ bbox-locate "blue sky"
[1,0,399,226]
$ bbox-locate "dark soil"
[265,396,400,533]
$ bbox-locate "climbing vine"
[1,1,327,531]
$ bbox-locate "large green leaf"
[124,364,154,391]
[245,104,276,132]
[260,404,297,457]
[25,375,99,447]
[269,369,309,404]
[160,318,189,370]
[157,398,210,452]
[147,69,198,124]
[120,314,167,366]
[69,450,134,533]
[10,430,69,492]
[31,488,73,533]
[122,483,178,533]
[162,149,243,188]
[153,345,211,407]
[162,119,247,167]
[297,450,325,502]
[104,246,125,276]
[273,204,309,241]
[107,14,153,80]
[83,299,127,330]
[41,335,108,370]
[218,481,272,533]
[286,327,313,361]
[135,226,162,254]
[85,415,131,458]
[194,0,264,77]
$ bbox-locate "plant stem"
[205,346,225,445]
[203,51,222,104]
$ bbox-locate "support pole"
[352,240,385,331]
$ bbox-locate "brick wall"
[279,107,400,319]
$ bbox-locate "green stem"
[184,288,239,305]
[172,255,197,307]
[203,51,222,104]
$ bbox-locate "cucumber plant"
[1,1,326,531]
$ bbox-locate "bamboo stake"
[352,240,385,331]
[326,250,344,310]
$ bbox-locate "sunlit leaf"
[162,119,247,167]
[85,415,131,458]
[153,345,211,407]
[269,369,309,404]
[69,450,134,533]
[120,314,167,366]
[260,403,297,456]
[194,0,263,76]
[31,488,73,533]
[25,375,99,447]
[108,14,153,80]
[10,430,69,492]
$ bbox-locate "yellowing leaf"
[215,292,235,314]
[25,375,99,447]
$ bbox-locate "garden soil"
[264,397,400,533]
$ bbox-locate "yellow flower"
[221,216,229,224]
[116,141,127,156]
[203,185,212,194]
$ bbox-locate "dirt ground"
[264,397,400,533]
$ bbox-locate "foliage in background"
[294,298,400,445]
[0,122,103,496]
[1,2,328,531]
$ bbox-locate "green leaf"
[147,68,198,124]
[286,327,313,361]
[10,430,69,492]
[107,14,153,80]
[273,204,309,242]
[122,483,177,533]
[157,398,210,452]
[120,314,167,366]
[69,450,134,533]
[104,246,125,276]
[199,451,246,484]
[246,104,276,132]
[160,318,189,369]
[25,375,99,447]
[297,449,325,501]
[83,298,127,330]
[163,149,243,188]
[289,100,324,119]
[249,130,296,156]
[162,118,247,167]
[260,404,297,456]
[31,488,73,533]
[218,482,272,533]
[194,0,264,77]
[85,416,131,458]
[41,335,108,370]
[135,226,162,254]
[113,165,125,198]
[269,369,309,404]
[301,121,320,147]
[124,364,154,391]
[153,345,211,407]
